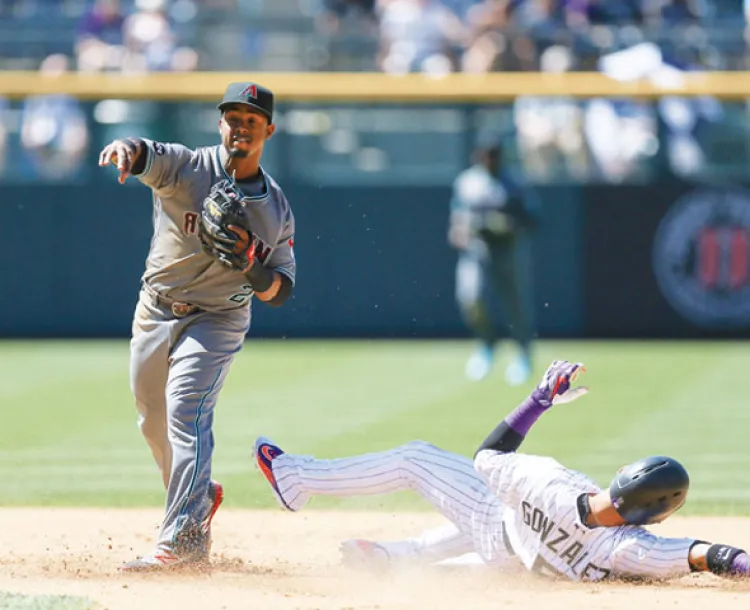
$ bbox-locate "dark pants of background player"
[455,235,535,366]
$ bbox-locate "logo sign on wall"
[653,188,750,329]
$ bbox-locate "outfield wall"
[1,180,748,339]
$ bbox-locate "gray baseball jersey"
[129,138,296,555]
[475,450,697,581]
[137,138,296,308]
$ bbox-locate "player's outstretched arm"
[475,360,587,457]
[689,542,750,577]
[611,535,750,581]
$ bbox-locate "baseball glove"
[198,181,256,272]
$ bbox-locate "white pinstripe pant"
[271,441,517,567]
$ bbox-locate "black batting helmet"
[608,456,689,525]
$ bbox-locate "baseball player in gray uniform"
[255,361,750,582]
[98,82,296,571]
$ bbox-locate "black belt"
[146,289,203,319]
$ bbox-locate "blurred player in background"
[448,133,540,384]
[254,360,750,583]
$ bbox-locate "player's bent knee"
[131,384,165,415]
[130,371,163,409]
[393,441,439,486]
[137,409,166,440]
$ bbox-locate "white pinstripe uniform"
[271,442,698,581]
[474,450,697,581]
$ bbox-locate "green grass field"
[1,339,748,514]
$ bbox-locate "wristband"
[706,544,746,575]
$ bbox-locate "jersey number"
[229,284,253,304]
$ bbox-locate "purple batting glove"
[731,553,750,576]
[532,360,588,408]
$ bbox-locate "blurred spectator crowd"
[0,0,200,72]
[0,0,748,184]
[366,0,746,75]
[0,0,746,73]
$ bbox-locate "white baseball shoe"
[505,353,532,386]
[118,548,209,573]
[340,539,391,571]
[465,345,494,381]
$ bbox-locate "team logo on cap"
[241,84,258,99]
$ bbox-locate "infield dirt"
[0,508,749,609]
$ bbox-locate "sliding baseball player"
[255,360,750,582]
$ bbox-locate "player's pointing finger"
[116,143,131,169]
[115,144,133,183]
[98,145,112,167]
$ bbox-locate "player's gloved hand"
[198,182,258,273]
[480,210,514,236]
[532,360,588,408]
[731,553,750,576]
[199,220,257,273]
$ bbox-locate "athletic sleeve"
[266,204,296,285]
[134,139,194,196]
[611,531,696,580]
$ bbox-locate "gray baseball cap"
[218,82,274,123]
